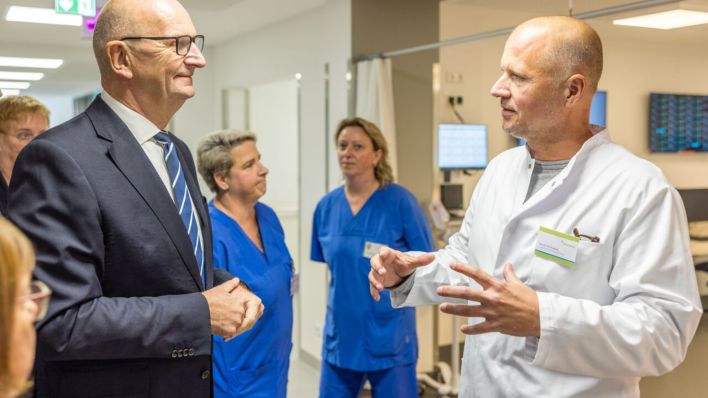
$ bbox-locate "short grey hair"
[197,129,257,193]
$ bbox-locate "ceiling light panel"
[0,57,64,69]
[0,81,31,89]
[0,71,44,81]
[614,10,708,30]
[1,89,21,96]
[6,6,83,26]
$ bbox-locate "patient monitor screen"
[438,124,488,169]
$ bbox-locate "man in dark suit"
[8,1,263,397]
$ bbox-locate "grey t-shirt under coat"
[524,159,570,202]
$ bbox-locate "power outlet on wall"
[447,96,464,105]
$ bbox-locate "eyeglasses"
[120,35,205,56]
[22,280,52,322]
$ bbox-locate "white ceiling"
[0,0,706,97]
[442,0,708,48]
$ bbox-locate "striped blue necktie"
[154,132,205,285]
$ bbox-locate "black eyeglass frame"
[119,35,205,56]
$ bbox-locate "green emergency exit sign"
[55,0,96,17]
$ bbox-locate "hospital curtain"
[355,58,397,179]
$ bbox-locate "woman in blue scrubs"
[311,117,434,398]
[197,130,293,398]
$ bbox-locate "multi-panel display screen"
[650,93,708,152]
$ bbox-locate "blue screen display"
[590,90,607,127]
[438,124,488,169]
[649,93,708,152]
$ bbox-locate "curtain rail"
[352,0,679,63]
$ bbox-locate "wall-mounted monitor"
[590,90,607,127]
[649,93,708,153]
[438,124,488,169]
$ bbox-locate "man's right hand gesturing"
[368,247,435,301]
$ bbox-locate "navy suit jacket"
[9,96,231,398]
[0,176,6,216]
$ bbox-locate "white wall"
[31,94,75,127]
[203,0,351,363]
[172,46,220,187]
[248,79,300,210]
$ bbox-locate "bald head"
[92,0,189,76]
[510,16,603,92]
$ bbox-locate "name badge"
[363,241,386,259]
[534,226,579,268]
[290,272,299,297]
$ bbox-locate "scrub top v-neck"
[210,201,293,398]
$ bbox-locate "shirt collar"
[100,90,162,145]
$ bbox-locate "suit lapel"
[85,97,204,290]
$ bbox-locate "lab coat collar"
[522,125,609,179]
[517,125,610,211]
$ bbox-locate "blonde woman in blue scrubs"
[311,117,434,397]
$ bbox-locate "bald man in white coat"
[369,16,701,398]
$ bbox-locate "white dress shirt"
[392,128,702,397]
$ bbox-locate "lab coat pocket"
[529,240,611,300]
[366,312,407,358]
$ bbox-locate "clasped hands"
[202,278,264,341]
[368,248,541,337]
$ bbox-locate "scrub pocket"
[227,358,287,398]
[323,306,338,351]
[366,311,408,358]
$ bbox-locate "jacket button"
[177,349,183,358]
[188,348,195,356]
[171,350,178,358]
[201,370,210,380]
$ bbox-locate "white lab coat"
[392,129,702,398]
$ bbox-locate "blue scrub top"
[210,201,294,398]
[311,183,434,371]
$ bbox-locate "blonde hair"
[335,117,394,186]
[0,219,35,397]
[0,96,50,135]
[197,129,257,193]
